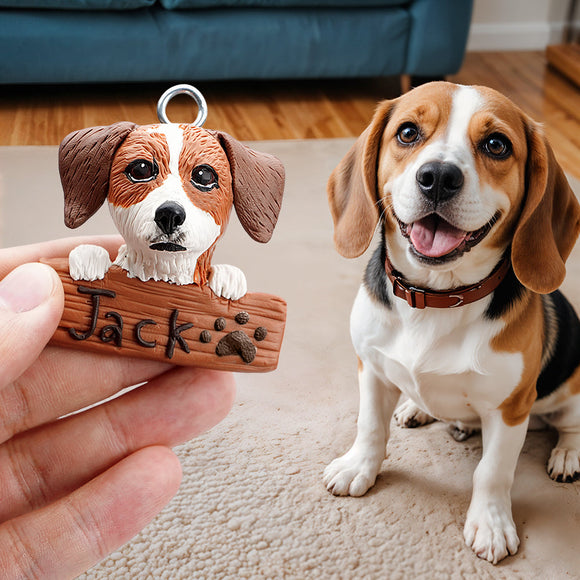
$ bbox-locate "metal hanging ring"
[157,84,208,127]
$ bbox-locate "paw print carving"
[199,311,267,364]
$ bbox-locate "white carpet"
[1,140,580,579]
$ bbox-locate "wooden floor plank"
[0,51,578,177]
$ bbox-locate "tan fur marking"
[177,127,234,286]
[568,365,580,396]
[193,246,216,287]
[375,84,456,239]
[109,130,170,207]
[494,292,544,426]
[179,126,233,229]
[377,84,453,193]
[467,96,528,252]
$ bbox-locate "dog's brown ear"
[60,122,137,229]
[327,99,395,258]
[511,119,580,293]
[209,131,285,243]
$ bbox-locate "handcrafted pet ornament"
[46,85,286,372]
[323,82,580,564]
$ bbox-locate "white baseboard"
[467,21,577,51]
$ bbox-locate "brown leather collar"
[385,254,512,309]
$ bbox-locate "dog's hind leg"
[543,391,580,482]
[324,362,400,497]
[394,398,436,429]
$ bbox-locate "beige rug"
[1,140,580,579]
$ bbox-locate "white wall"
[467,0,578,51]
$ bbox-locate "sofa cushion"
[0,0,154,9]
[160,0,406,9]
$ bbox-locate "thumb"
[0,263,64,388]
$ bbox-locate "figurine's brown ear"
[209,131,285,243]
[327,99,395,258]
[60,122,137,229]
[512,119,580,293]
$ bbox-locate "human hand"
[0,236,236,579]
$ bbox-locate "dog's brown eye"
[125,159,158,183]
[191,165,219,192]
[482,134,512,159]
[397,123,420,145]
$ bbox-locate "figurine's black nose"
[416,161,464,202]
[155,202,186,235]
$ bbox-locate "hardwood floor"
[1,51,579,177]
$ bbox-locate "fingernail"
[0,263,56,313]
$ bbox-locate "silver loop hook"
[157,84,208,127]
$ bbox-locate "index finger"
[0,236,124,279]
[0,446,181,579]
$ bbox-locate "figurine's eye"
[191,165,219,191]
[482,133,512,159]
[125,159,159,183]
[396,123,421,145]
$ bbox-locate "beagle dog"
[59,122,284,299]
[323,82,580,564]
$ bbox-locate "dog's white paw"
[448,421,478,442]
[209,264,247,300]
[547,447,580,482]
[464,501,519,564]
[69,245,112,281]
[323,449,383,497]
[395,399,436,429]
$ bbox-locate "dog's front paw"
[394,399,436,429]
[547,447,580,482]
[323,449,383,497]
[464,501,519,564]
[69,245,112,281]
[209,264,247,300]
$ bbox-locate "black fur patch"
[363,229,391,308]
[536,290,580,400]
[484,262,527,320]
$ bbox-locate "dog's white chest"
[350,286,524,422]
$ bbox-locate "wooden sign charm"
[45,259,286,372]
[50,85,287,371]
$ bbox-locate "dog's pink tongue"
[410,215,468,258]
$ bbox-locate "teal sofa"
[0,0,473,84]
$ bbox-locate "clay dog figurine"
[61,121,284,299]
[46,87,287,372]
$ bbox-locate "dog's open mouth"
[149,242,187,252]
[396,212,499,262]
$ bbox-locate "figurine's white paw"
[547,447,580,482]
[209,264,247,300]
[69,245,112,281]
[394,399,436,429]
[464,500,519,564]
[323,448,383,497]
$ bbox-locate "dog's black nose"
[416,162,464,202]
[155,202,186,235]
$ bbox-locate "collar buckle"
[393,279,426,309]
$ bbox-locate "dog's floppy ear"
[511,119,580,293]
[60,122,137,229]
[209,131,285,243]
[327,99,395,258]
